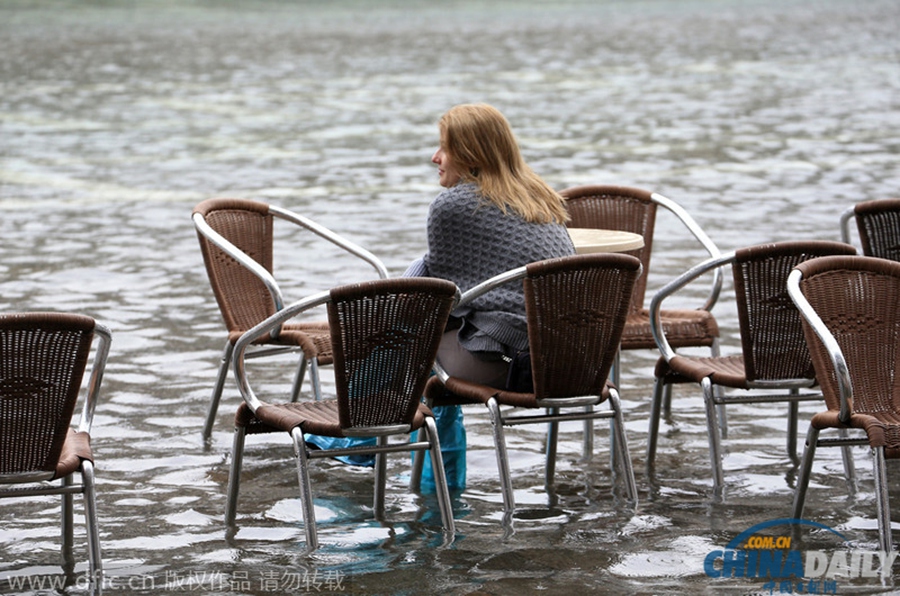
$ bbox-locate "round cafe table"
[567,228,644,254]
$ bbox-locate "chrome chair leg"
[292,427,319,552]
[582,409,594,461]
[307,360,323,401]
[839,429,857,492]
[787,390,800,464]
[792,426,819,520]
[61,474,74,573]
[588,350,621,462]
[424,416,456,537]
[646,376,666,468]
[546,411,559,490]
[702,377,725,492]
[224,426,246,526]
[873,446,892,553]
[204,341,235,442]
[710,340,727,438]
[82,460,103,582]
[409,427,425,493]
[609,389,638,505]
[487,398,515,515]
[289,358,308,403]
[374,436,388,520]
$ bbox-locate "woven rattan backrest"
[854,198,900,262]
[561,185,655,315]
[524,253,641,399]
[327,278,457,429]
[796,256,900,415]
[732,241,857,382]
[0,313,95,476]
[194,198,277,334]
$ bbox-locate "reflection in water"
[2,0,900,594]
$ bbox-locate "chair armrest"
[649,252,732,362]
[838,205,856,246]
[231,290,332,412]
[430,264,528,384]
[77,323,112,434]
[271,205,389,279]
[192,211,285,313]
[651,192,723,312]
[787,269,853,423]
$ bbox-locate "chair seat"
[235,399,432,437]
[810,410,900,457]
[425,375,612,409]
[228,321,333,364]
[655,354,747,388]
[621,308,718,351]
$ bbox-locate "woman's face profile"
[432,143,463,188]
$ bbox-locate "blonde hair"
[439,104,569,225]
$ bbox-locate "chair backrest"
[561,186,654,315]
[524,253,641,399]
[731,240,857,382]
[849,199,900,262]
[193,198,278,335]
[0,313,96,479]
[793,255,900,416]
[327,278,457,430]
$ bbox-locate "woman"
[407,103,575,388]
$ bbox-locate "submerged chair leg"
[224,426,246,526]
[609,389,638,505]
[585,350,622,463]
[710,340,727,438]
[373,436,388,520]
[204,341,235,441]
[582,407,594,462]
[546,410,559,489]
[424,416,456,536]
[839,429,857,491]
[487,397,515,515]
[702,377,725,492]
[81,460,103,582]
[61,475,75,573]
[409,427,425,493]
[787,389,800,464]
[792,426,819,520]
[872,446,893,553]
[292,427,319,552]
[646,376,667,469]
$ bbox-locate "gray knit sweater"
[409,182,575,356]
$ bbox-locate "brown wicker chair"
[788,255,900,552]
[648,240,857,494]
[561,185,725,453]
[224,277,459,552]
[561,185,723,372]
[420,254,642,519]
[840,198,900,262]
[0,312,112,583]
[193,198,388,441]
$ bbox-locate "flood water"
[2,0,900,594]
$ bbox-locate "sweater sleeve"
[402,257,428,277]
